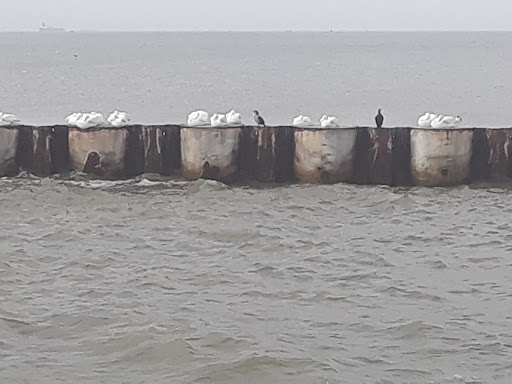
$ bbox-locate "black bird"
[375,108,384,128]
[253,110,265,126]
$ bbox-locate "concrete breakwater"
[1,124,512,187]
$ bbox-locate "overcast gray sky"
[2,0,511,32]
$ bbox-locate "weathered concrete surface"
[481,129,512,180]
[411,128,474,187]
[0,127,19,176]
[49,126,70,174]
[390,128,413,186]
[368,128,393,185]
[14,126,70,177]
[353,128,393,185]
[142,125,181,175]
[353,128,372,184]
[267,126,295,182]
[181,126,242,181]
[239,127,258,180]
[123,126,145,177]
[240,126,295,182]
[294,128,357,183]
[3,124,512,188]
[68,127,130,178]
[470,128,490,181]
[31,127,52,176]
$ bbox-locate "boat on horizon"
[39,22,66,33]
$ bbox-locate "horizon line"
[1,29,512,33]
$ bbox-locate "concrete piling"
[0,127,20,176]
[2,123,512,187]
[68,127,131,178]
[142,125,162,173]
[294,127,357,183]
[180,126,242,182]
[240,126,295,183]
[49,126,70,175]
[353,127,394,185]
[123,125,145,178]
[410,128,474,187]
[390,128,412,187]
[271,126,295,182]
[470,128,491,182]
[4,125,69,177]
[142,125,181,176]
[30,126,70,177]
[484,129,512,181]
[31,127,53,177]
[470,128,512,182]
[14,126,32,174]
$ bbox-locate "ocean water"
[1,176,512,384]
[1,32,512,127]
[1,33,512,384]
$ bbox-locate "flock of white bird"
[188,111,463,129]
[0,110,464,129]
[293,115,340,128]
[187,110,243,126]
[0,112,20,127]
[64,111,131,129]
[417,113,462,128]
[187,110,341,128]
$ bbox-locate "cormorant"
[253,110,265,126]
[375,109,384,128]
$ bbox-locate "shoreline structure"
[1,124,511,187]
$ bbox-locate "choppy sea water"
[1,175,512,383]
[1,32,512,127]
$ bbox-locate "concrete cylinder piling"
[0,127,19,176]
[12,125,69,177]
[410,128,474,187]
[180,126,242,182]
[1,124,512,187]
[239,126,295,183]
[482,129,512,181]
[68,127,130,178]
[142,125,181,176]
[294,127,357,184]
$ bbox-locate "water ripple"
[1,178,512,383]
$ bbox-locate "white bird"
[107,110,120,123]
[226,110,243,125]
[440,115,462,127]
[320,115,339,128]
[64,112,83,126]
[292,115,312,127]
[187,110,210,126]
[89,112,106,125]
[210,113,228,127]
[76,112,106,129]
[430,115,445,128]
[0,112,20,126]
[417,112,438,128]
[108,110,131,127]
[431,114,462,128]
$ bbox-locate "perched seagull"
[375,108,384,128]
[417,112,438,127]
[253,110,265,126]
[0,113,20,125]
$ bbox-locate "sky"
[1,0,511,32]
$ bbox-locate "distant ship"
[39,22,66,32]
